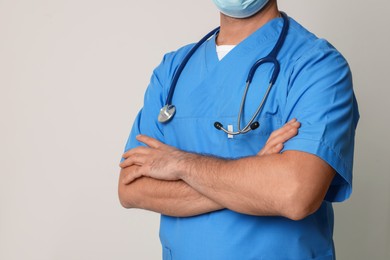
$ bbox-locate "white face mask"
[212,0,270,18]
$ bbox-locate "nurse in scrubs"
[118,0,359,259]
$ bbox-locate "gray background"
[0,0,389,259]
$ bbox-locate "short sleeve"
[122,56,169,156]
[282,41,359,202]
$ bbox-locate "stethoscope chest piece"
[158,105,176,123]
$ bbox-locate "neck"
[216,0,280,45]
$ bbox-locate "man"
[119,0,359,259]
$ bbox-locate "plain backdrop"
[1,0,389,259]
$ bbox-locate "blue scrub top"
[124,15,359,260]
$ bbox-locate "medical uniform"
[124,15,359,260]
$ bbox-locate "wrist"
[177,152,230,184]
[175,151,198,180]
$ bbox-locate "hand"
[119,119,300,184]
[258,118,300,156]
[119,135,188,185]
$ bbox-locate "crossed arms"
[118,119,335,221]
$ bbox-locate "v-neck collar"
[204,15,285,73]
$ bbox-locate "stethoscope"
[158,12,289,136]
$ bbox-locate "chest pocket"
[163,115,282,159]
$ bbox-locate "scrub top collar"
[205,14,287,72]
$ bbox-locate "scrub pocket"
[162,246,172,260]
[163,114,282,156]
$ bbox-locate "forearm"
[119,121,324,220]
[179,151,334,220]
[118,174,223,217]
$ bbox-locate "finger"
[119,153,148,168]
[287,118,297,124]
[267,121,300,144]
[278,119,299,133]
[266,119,297,144]
[122,146,149,159]
[121,167,143,185]
[136,135,163,149]
[272,143,284,154]
[258,142,284,156]
[122,173,139,185]
[266,122,300,148]
[258,121,300,156]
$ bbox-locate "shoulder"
[280,16,351,95]
[285,17,348,67]
[157,43,196,77]
[151,43,196,88]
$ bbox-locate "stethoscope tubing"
[165,27,220,106]
[159,12,290,135]
[216,12,289,135]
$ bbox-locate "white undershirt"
[216,45,236,60]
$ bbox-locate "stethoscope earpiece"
[214,121,260,135]
[214,122,223,130]
[250,121,260,130]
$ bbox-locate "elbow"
[283,203,317,221]
[118,195,132,209]
[281,184,323,221]
[277,151,335,221]
[118,182,138,209]
[118,170,146,209]
[118,187,131,208]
